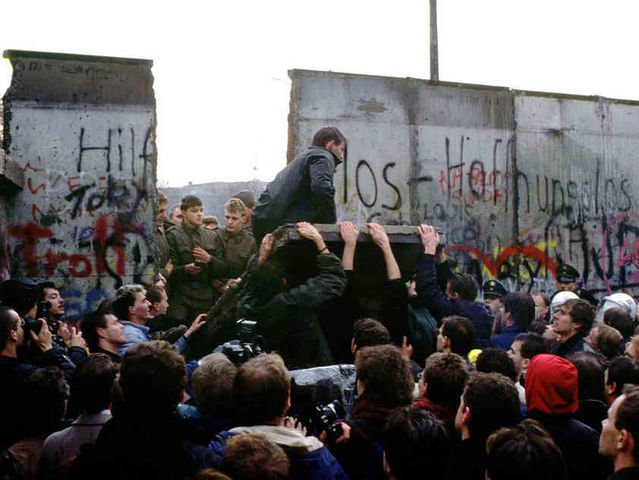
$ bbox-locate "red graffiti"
[601,213,639,293]
[94,215,126,275]
[9,222,53,276]
[447,244,558,278]
[9,215,128,278]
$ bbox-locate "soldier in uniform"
[210,198,257,295]
[554,263,598,307]
[483,278,509,336]
[166,195,218,324]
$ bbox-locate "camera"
[24,300,63,346]
[22,316,44,336]
[221,319,263,365]
[307,400,345,442]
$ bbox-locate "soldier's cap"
[556,264,580,283]
[483,279,508,299]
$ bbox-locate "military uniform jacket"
[211,228,257,280]
[167,224,218,298]
[156,226,171,278]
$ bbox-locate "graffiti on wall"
[8,123,156,321]
[336,130,638,297]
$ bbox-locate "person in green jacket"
[166,195,218,323]
[210,198,257,295]
[237,222,346,369]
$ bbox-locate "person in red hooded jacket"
[525,354,607,480]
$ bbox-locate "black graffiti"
[64,175,147,219]
[382,163,402,210]
[356,160,377,207]
[517,159,633,219]
[77,126,154,181]
[349,159,403,211]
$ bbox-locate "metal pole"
[430,0,439,81]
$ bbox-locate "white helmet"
[601,292,637,319]
[550,291,579,317]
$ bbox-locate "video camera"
[221,318,263,365]
[23,300,63,345]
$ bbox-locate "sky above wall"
[0,0,637,186]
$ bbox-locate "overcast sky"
[1,0,637,186]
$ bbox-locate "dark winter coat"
[236,253,346,369]
[416,254,494,348]
[252,147,341,242]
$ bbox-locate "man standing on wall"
[166,195,218,324]
[251,127,347,243]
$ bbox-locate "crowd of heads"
[2,163,639,478]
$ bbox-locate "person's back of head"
[0,279,40,318]
[250,259,286,305]
[503,292,535,330]
[24,366,70,436]
[441,315,475,357]
[486,419,567,480]
[458,373,521,443]
[71,353,118,415]
[567,351,606,403]
[606,357,639,401]
[476,348,518,382]
[355,344,413,409]
[515,333,550,360]
[448,273,478,302]
[596,325,624,360]
[233,353,290,425]
[221,433,290,480]
[525,354,578,416]
[422,352,470,404]
[604,307,634,340]
[0,306,20,352]
[352,318,390,351]
[191,353,237,418]
[119,340,186,415]
[382,407,450,480]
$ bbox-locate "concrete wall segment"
[1,50,157,321]
[289,69,639,297]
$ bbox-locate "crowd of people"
[1,126,639,479]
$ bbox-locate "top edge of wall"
[3,50,152,67]
[288,69,639,106]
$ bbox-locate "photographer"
[0,280,79,382]
[0,304,75,451]
[206,353,348,480]
[38,281,89,365]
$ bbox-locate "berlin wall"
[1,50,157,321]
[288,70,639,296]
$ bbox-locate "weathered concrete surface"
[2,50,157,321]
[289,70,639,297]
